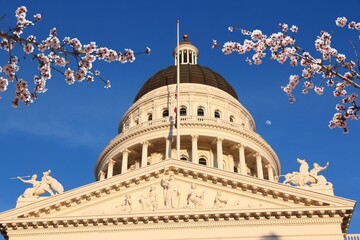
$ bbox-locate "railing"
[345,234,360,240]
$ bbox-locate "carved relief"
[148,153,163,164]
[161,173,180,208]
[214,190,228,209]
[116,194,133,213]
[139,186,158,211]
[186,183,204,208]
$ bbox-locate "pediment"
[0,160,355,224]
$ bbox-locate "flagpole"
[176,19,180,160]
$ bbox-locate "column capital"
[142,140,150,146]
[254,152,261,158]
[191,135,199,141]
[109,159,116,166]
[122,149,131,155]
[265,164,272,169]
[236,143,246,149]
[216,137,223,143]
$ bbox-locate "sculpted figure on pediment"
[161,173,180,208]
[186,183,204,208]
[214,190,228,209]
[116,194,133,213]
[283,158,332,187]
[308,162,332,186]
[17,170,64,198]
[139,185,158,211]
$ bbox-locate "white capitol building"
[0,35,357,240]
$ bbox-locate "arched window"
[234,167,238,173]
[180,107,187,116]
[197,108,204,117]
[148,113,153,121]
[199,158,207,166]
[180,156,188,161]
[230,115,235,122]
[162,109,169,117]
[214,110,221,118]
[134,118,139,125]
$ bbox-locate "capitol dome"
[95,35,280,182]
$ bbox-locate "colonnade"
[100,135,276,182]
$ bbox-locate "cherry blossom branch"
[213,17,360,133]
[0,6,151,107]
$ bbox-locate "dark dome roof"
[134,64,238,102]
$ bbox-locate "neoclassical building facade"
[0,36,356,240]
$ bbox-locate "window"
[197,108,204,117]
[199,158,207,166]
[234,167,238,173]
[180,156,188,161]
[180,107,187,116]
[189,51,193,63]
[183,50,187,63]
[148,113,153,121]
[162,109,169,117]
[214,110,221,118]
[230,115,235,122]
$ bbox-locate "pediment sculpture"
[282,158,332,187]
[17,170,64,198]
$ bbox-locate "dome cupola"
[173,34,199,65]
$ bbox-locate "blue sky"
[0,0,360,235]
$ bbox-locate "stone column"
[237,144,247,175]
[141,141,150,167]
[165,136,171,159]
[191,135,199,164]
[98,171,105,181]
[121,149,130,174]
[255,153,264,179]
[107,159,116,179]
[216,138,223,170]
[266,164,274,181]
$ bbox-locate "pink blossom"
[314,86,324,95]
[0,77,8,92]
[335,17,347,27]
[212,40,217,49]
[23,43,34,54]
[33,13,42,21]
[251,30,264,41]
[290,25,298,33]
[104,80,111,88]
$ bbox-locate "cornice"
[0,209,349,233]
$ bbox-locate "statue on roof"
[17,170,64,198]
[282,158,332,187]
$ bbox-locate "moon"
[265,120,272,126]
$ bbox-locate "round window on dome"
[148,113,153,121]
[214,110,221,118]
[180,107,187,116]
[162,109,169,117]
[199,158,207,166]
[197,107,204,117]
